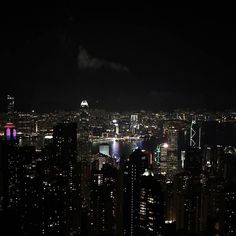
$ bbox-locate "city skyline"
[1,97,236,235]
[1,7,236,112]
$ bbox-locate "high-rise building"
[190,117,201,148]
[7,94,14,114]
[90,163,118,235]
[0,142,39,235]
[224,183,236,236]
[0,141,20,211]
[138,170,164,235]
[79,100,89,143]
[174,171,203,234]
[78,100,92,231]
[17,146,41,235]
[4,122,17,141]
[130,114,138,134]
[174,147,204,234]
[1,122,18,211]
[52,121,80,235]
[123,149,149,236]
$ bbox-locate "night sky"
[0,7,236,112]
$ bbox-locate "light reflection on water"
[92,140,144,160]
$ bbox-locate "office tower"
[200,145,225,234]
[119,115,130,136]
[0,121,21,233]
[202,145,225,175]
[38,144,68,235]
[224,183,236,236]
[190,117,201,147]
[53,121,80,235]
[165,128,178,182]
[79,100,89,143]
[152,144,161,176]
[123,149,149,235]
[224,150,236,183]
[159,143,168,176]
[0,141,19,211]
[17,146,41,235]
[174,147,203,234]
[202,175,225,235]
[7,94,14,114]
[0,143,41,235]
[90,163,118,235]
[130,114,138,134]
[159,141,178,181]
[138,170,164,235]
[201,121,236,147]
[174,171,203,234]
[4,122,17,141]
[78,100,92,230]
[178,128,189,170]
[1,122,18,210]
[184,146,202,172]
[164,182,176,228]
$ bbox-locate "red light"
[4,122,16,129]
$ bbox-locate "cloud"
[77,46,129,72]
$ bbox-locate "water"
[92,139,145,160]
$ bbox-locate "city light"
[162,143,169,148]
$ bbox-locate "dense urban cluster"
[0,95,236,235]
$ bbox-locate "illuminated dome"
[80,100,89,108]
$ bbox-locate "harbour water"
[92,138,158,160]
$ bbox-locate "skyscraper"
[138,170,164,235]
[79,100,89,143]
[174,147,204,234]
[130,114,138,134]
[123,149,149,235]
[52,121,80,235]
[90,163,118,235]
[4,122,17,141]
[78,100,92,233]
[7,94,14,114]
[224,183,236,235]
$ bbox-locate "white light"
[112,119,117,123]
[165,220,174,224]
[81,100,89,107]
[45,135,53,139]
[162,143,169,148]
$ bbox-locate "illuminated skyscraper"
[4,122,17,141]
[79,100,89,143]
[138,170,164,235]
[174,147,204,234]
[224,183,236,236]
[78,99,91,162]
[78,100,92,234]
[7,94,14,114]
[190,116,201,148]
[52,121,81,235]
[90,163,118,235]
[0,141,19,211]
[123,149,149,236]
[130,114,138,134]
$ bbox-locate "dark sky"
[0,7,236,112]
